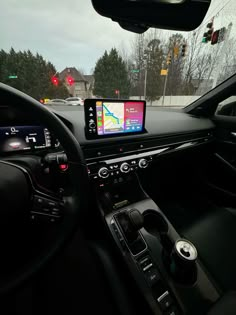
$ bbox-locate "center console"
[92,173,220,315]
[83,99,218,314]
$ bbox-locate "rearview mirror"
[92,0,211,33]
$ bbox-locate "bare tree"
[77,67,85,75]
[130,33,146,97]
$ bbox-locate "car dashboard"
[0,103,220,315]
[51,107,215,182]
[0,105,215,185]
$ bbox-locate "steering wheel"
[0,83,88,294]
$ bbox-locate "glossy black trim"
[84,99,146,140]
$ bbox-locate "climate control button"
[139,158,149,169]
[120,162,130,173]
[98,167,109,178]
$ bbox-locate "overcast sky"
[1,0,234,74]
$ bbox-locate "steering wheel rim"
[0,83,88,294]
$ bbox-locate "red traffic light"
[51,76,59,86]
[115,89,119,94]
[67,76,74,86]
[211,30,220,45]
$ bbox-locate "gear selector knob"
[128,209,144,231]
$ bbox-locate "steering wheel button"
[52,208,60,212]
[51,211,60,216]
[48,201,57,207]
[34,196,44,204]
[42,208,50,213]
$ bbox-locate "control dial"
[139,158,149,169]
[98,167,109,178]
[89,122,96,129]
[120,162,130,173]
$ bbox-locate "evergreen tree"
[94,48,130,98]
[0,48,69,101]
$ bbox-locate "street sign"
[8,75,18,79]
[160,69,168,76]
[131,69,140,73]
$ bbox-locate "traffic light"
[202,21,214,43]
[51,76,59,86]
[181,44,187,57]
[167,53,172,65]
[173,46,179,59]
[67,76,74,86]
[115,89,119,95]
[211,30,220,45]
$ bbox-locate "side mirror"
[91,0,211,33]
[217,102,236,117]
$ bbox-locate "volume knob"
[120,162,130,173]
[139,158,148,169]
[98,167,109,178]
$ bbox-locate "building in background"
[84,75,95,98]
[59,67,94,99]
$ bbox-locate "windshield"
[1,0,235,108]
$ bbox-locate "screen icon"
[97,111,102,117]
[98,122,102,127]
[97,117,102,121]
[89,107,93,111]
[89,113,93,117]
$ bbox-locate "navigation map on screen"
[96,101,145,135]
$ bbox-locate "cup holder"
[143,210,169,237]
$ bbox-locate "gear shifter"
[115,209,146,255]
[129,209,144,231]
[126,209,198,285]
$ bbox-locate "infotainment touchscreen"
[84,99,146,139]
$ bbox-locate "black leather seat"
[183,206,236,293]
[207,292,236,315]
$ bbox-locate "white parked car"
[65,97,84,106]
[47,99,68,105]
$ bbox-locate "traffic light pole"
[162,70,168,106]
[144,67,147,101]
